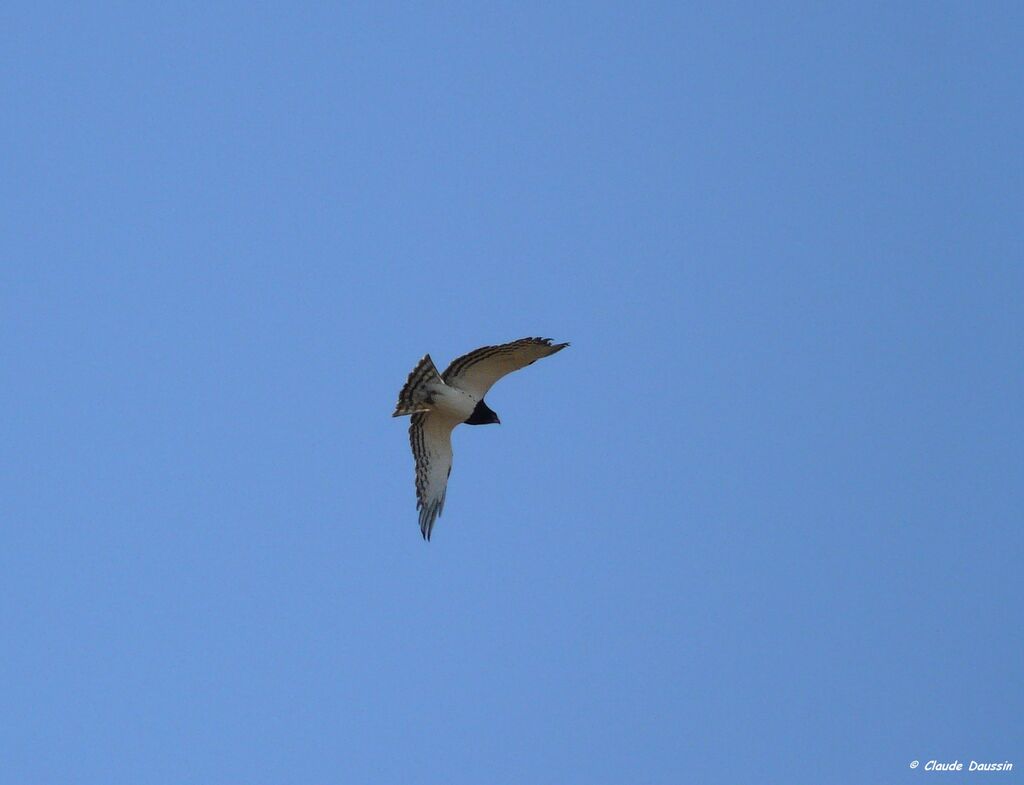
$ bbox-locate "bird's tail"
[392,354,444,417]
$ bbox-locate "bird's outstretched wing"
[441,337,569,399]
[408,411,460,540]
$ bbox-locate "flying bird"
[392,337,569,540]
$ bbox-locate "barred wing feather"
[408,411,460,540]
[441,337,569,399]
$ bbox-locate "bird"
[392,337,569,540]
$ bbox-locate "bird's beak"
[496,416,501,425]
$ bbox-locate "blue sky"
[2,3,1022,783]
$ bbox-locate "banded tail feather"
[392,354,443,417]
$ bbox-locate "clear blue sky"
[2,3,1021,783]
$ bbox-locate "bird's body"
[420,382,478,422]
[392,337,569,539]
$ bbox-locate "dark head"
[465,399,500,425]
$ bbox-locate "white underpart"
[430,382,479,421]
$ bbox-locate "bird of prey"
[392,337,569,540]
